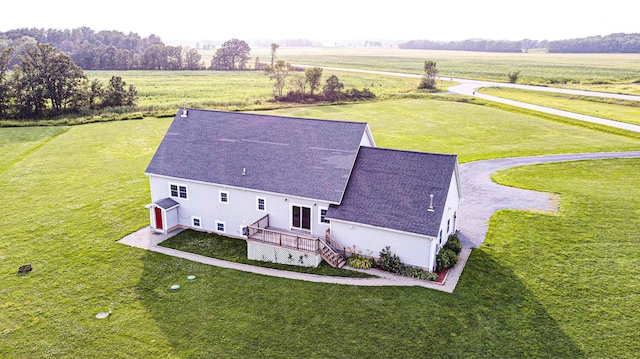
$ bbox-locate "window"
[219,190,229,204]
[319,208,330,224]
[170,183,188,199]
[216,221,226,233]
[192,216,201,228]
[447,219,450,233]
[439,230,443,245]
[256,197,266,212]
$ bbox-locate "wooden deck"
[247,214,346,268]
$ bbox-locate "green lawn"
[1,107,638,357]
[159,230,373,278]
[480,87,640,125]
[256,98,640,162]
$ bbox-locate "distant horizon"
[2,0,638,46]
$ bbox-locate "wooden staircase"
[319,240,346,268]
[319,229,347,268]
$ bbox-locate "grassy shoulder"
[480,87,640,125]
[255,98,640,162]
[159,230,374,278]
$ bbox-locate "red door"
[155,207,163,230]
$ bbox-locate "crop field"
[85,69,432,111]
[1,94,639,357]
[480,87,640,125]
[243,47,640,90]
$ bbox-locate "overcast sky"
[2,1,638,44]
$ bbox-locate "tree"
[88,78,104,109]
[184,48,202,70]
[305,67,323,95]
[418,60,438,89]
[264,60,293,96]
[0,47,14,117]
[126,84,139,106]
[270,43,279,67]
[507,70,521,83]
[210,39,251,70]
[322,74,344,101]
[16,43,86,116]
[103,76,127,107]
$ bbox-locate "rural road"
[293,64,640,133]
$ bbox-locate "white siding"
[330,220,435,269]
[148,175,331,238]
[436,170,461,251]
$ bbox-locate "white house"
[145,109,462,271]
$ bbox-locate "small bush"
[378,246,404,273]
[436,249,458,272]
[443,234,462,255]
[347,254,374,269]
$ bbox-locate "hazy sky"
[2,1,638,44]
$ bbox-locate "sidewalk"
[118,226,462,293]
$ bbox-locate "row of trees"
[0,27,203,70]
[0,43,137,120]
[547,33,640,53]
[399,33,640,53]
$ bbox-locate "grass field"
[246,47,640,88]
[85,69,432,111]
[1,97,639,357]
[255,99,640,162]
[480,87,640,125]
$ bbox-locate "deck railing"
[248,214,319,253]
[325,229,347,258]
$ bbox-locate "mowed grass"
[253,47,640,87]
[159,230,373,278]
[256,98,640,162]
[1,106,639,357]
[480,87,640,125]
[488,158,640,358]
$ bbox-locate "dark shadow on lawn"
[134,246,585,358]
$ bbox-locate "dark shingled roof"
[326,147,458,237]
[155,197,179,209]
[146,109,368,203]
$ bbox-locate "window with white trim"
[219,190,229,204]
[447,219,450,233]
[256,197,266,212]
[215,220,226,233]
[192,216,202,228]
[319,208,330,224]
[170,183,188,199]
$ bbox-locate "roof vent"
[428,194,434,212]
[242,168,246,176]
[180,100,188,118]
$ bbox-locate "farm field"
[245,47,640,90]
[479,87,640,126]
[85,69,431,111]
[1,98,639,357]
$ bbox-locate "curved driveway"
[293,64,640,133]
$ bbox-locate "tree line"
[399,33,640,53]
[0,43,138,120]
[0,27,203,70]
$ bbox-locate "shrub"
[443,234,462,255]
[436,249,458,272]
[346,254,374,269]
[378,246,403,273]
